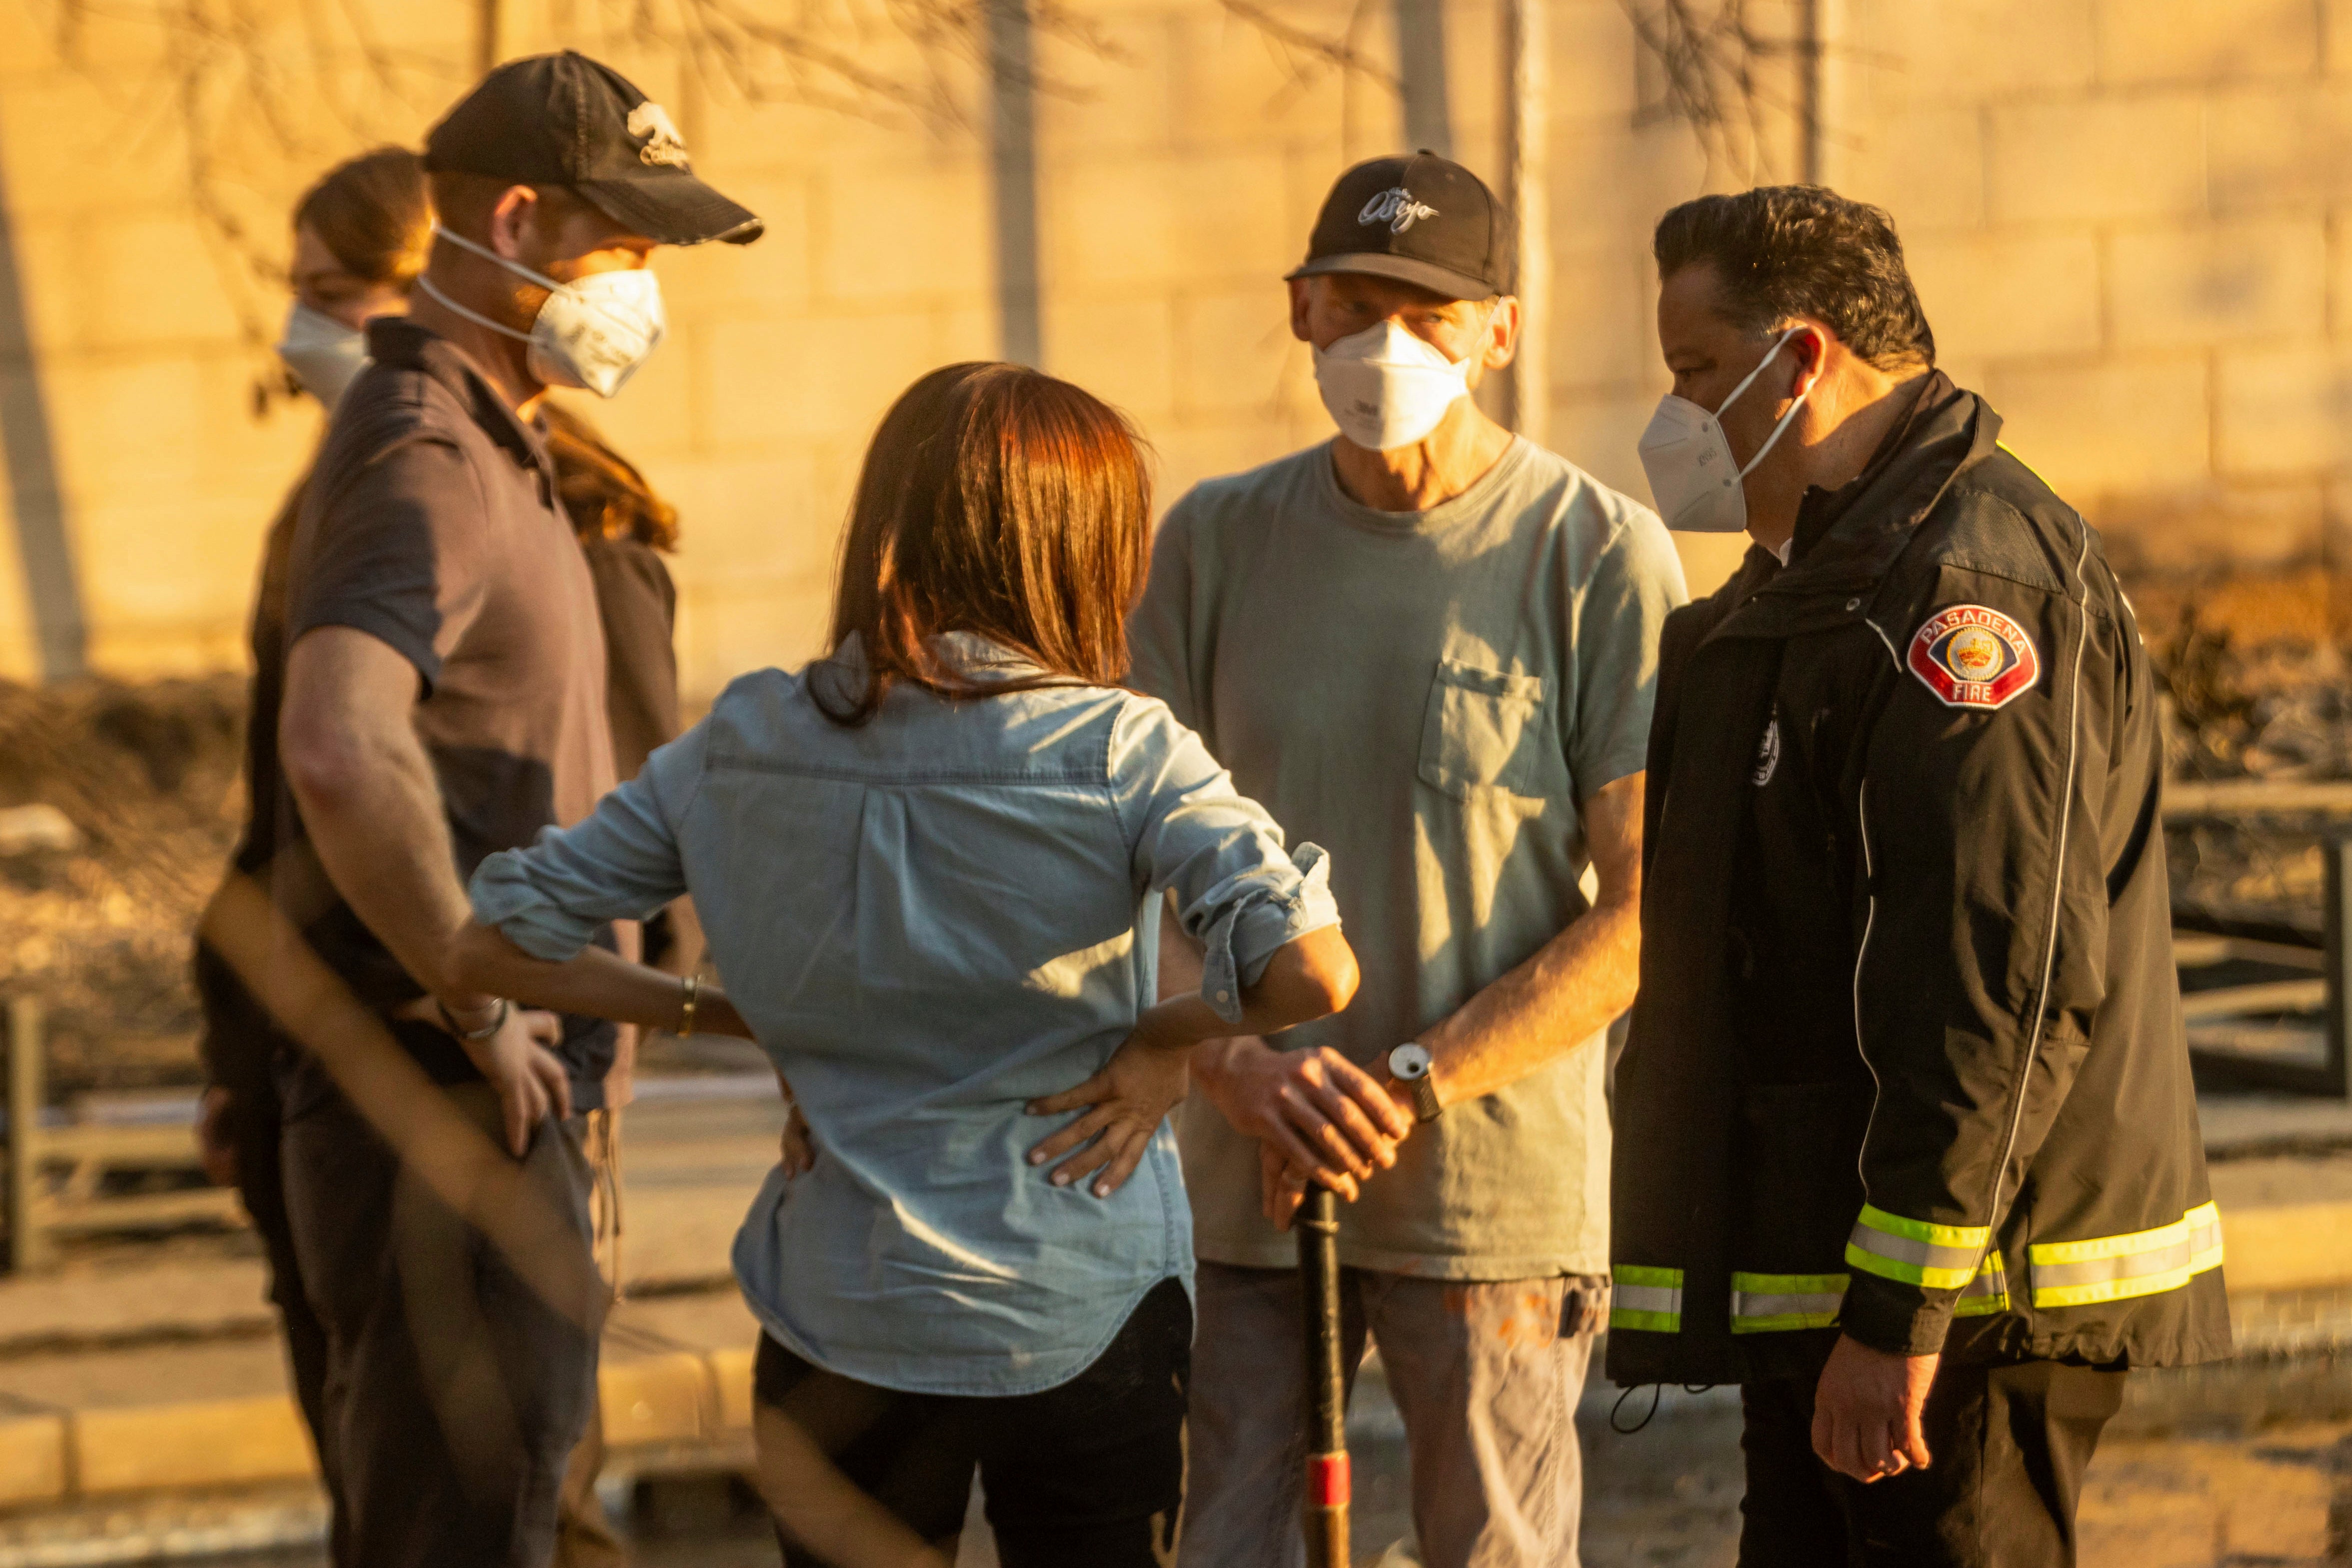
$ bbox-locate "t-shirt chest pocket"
[1416,658,1554,799]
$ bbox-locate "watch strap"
[1410,1074,1442,1123]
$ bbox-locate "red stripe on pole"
[1308,1452,1351,1507]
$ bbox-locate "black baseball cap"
[1288,151,1511,300]
[424,51,762,246]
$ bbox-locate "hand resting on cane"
[1024,925,1360,1199]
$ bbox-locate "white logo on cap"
[627,102,691,169]
[1358,186,1439,234]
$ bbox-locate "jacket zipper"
[1851,778,1884,1188]
[1978,517,2095,1291]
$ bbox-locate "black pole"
[1298,1183,1349,1567]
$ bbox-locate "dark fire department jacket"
[1609,372,2233,1388]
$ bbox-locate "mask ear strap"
[1713,325,1807,418]
[432,223,565,293]
[415,273,534,345]
[1734,327,1821,481]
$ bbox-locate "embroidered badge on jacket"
[1907,604,2040,710]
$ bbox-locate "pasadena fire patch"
[1907,605,2040,710]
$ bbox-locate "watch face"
[1389,1043,1432,1080]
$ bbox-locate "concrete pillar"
[991,0,1044,367]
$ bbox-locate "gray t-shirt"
[1130,437,1687,1278]
[277,318,618,1114]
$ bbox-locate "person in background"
[538,399,707,1565]
[1613,185,2230,1565]
[446,360,1360,1567]
[540,401,705,1015]
[1129,152,1688,1568]
[268,51,760,1568]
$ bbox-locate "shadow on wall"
[0,119,86,684]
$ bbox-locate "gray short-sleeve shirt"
[1129,437,1688,1278]
[275,318,618,1110]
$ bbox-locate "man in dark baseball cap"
[269,53,763,1568]
[423,49,761,246]
[1127,149,1687,1568]
[406,50,763,406]
[1288,149,1512,301]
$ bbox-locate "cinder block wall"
[1551,0,2352,586]
[0,0,2345,694]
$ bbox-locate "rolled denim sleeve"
[469,724,708,961]
[1113,697,1341,1024]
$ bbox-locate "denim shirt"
[470,635,1338,1395]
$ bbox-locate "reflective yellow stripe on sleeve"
[1952,1252,2011,1317]
[1730,1273,1847,1333]
[1731,1251,2009,1333]
[2029,1203,2223,1310]
[1845,1205,1991,1291]
[1610,1266,1683,1333]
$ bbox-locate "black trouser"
[221,1068,346,1563]
[282,1081,602,1568]
[1738,1353,2126,1568]
[753,1277,1191,1568]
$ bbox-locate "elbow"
[1253,927,1358,1026]
[279,711,367,816]
[1303,938,1360,1018]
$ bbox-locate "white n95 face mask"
[276,302,370,408]
[1636,326,1812,533]
[1312,319,1474,451]
[418,225,666,398]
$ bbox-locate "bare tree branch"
[1217,0,1398,94]
[38,0,1383,407]
[1617,0,1812,183]
[37,0,1129,407]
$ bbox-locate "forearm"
[651,896,706,979]
[1157,895,1261,1088]
[1156,896,1204,1003]
[1137,949,1350,1056]
[1417,893,1639,1106]
[453,920,711,1032]
[290,713,481,1006]
[1154,895,1338,1076]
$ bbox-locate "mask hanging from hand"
[1312,319,1474,451]
[417,225,666,398]
[1636,326,1813,533]
[276,302,371,409]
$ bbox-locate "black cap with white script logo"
[424,50,762,246]
[1288,151,1511,301]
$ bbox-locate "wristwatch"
[1386,1043,1443,1124]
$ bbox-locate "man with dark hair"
[1131,152,1686,1568]
[1610,181,2230,1564]
[271,51,757,1568]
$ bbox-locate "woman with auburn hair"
[445,361,1359,1565]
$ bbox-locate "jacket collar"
[1709,371,1998,642]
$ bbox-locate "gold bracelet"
[678,973,699,1038]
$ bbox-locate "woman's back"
[458,360,1354,1557]
[476,633,1331,1393]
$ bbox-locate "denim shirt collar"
[827,629,1050,681]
